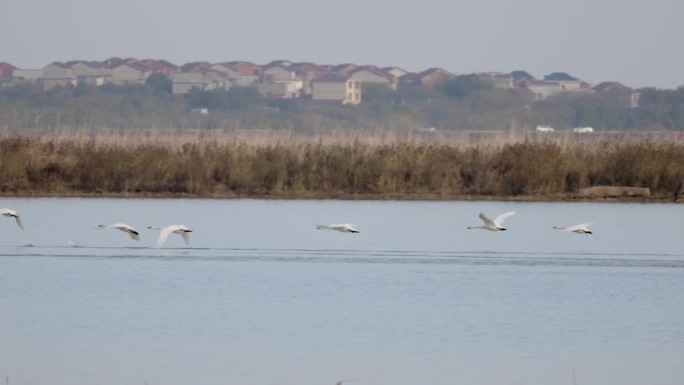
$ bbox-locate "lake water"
[1,197,683,385]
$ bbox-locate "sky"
[1,0,683,89]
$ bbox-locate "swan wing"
[339,224,359,233]
[566,222,594,232]
[494,211,515,226]
[128,229,141,241]
[478,213,496,227]
[332,224,356,232]
[322,224,344,231]
[155,227,173,248]
[181,230,191,245]
[1,209,24,230]
[116,224,140,240]
[564,222,594,231]
[14,215,25,231]
[316,224,358,233]
[112,223,132,230]
[102,223,140,240]
[562,224,581,232]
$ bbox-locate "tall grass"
[2,127,684,199]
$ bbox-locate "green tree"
[145,72,172,94]
[438,74,493,99]
[183,86,264,111]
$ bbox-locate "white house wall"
[232,75,259,87]
[43,64,73,80]
[313,82,346,100]
[527,82,563,100]
[13,69,43,81]
[312,81,360,104]
[258,80,302,98]
[263,66,295,81]
[70,63,101,77]
[41,64,75,90]
[111,66,147,85]
[172,72,204,94]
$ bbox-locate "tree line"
[1,73,683,132]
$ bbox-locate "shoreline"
[0,191,673,203]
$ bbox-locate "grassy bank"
[1,129,684,200]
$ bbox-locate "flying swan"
[148,225,193,248]
[316,224,360,233]
[467,211,515,231]
[553,222,593,235]
[98,223,141,241]
[1,208,25,231]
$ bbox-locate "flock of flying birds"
[1,207,193,248]
[468,211,593,234]
[313,211,593,235]
[1,207,593,248]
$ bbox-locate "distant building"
[312,75,361,105]
[479,72,513,89]
[42,62,77,91]
[543,72,584,92]
[400,67,455,88]
[329,63,357,76]
[510,70,535,86]
[520,72,589,100]
[0,62,18,79]
[66,60,110,86]
[172,69,228,94]
[349,66,397,90]
[138,59,179,76]
[211,61,261,87]
[258,78,303,99]
[111,62,150,86]
[12,68,43,83]
[383,66,409,80]
[593,81,640,108]
[291,62,327,96]
[259,62,303,98]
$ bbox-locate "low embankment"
[2,129,684,200]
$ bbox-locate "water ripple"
[2,245,684,269]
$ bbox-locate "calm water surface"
[1,198,683,385]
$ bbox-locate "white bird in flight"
[316,224,360,233]
[68,240,82,247]
[98,223,141,241]
[147,225,193,248]
[467,211,515,231]
[553,222,594,235]
[1,208,25,231]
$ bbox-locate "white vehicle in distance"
[414,126,437,133]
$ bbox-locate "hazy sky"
[2,0,682,89]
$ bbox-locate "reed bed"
[2,127,684,200]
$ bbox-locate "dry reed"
[2,128,684,200]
